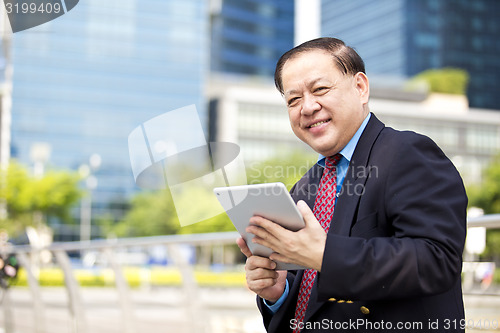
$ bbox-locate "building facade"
[209,78,500,186]
[9,0,208,239]
[208,75,312,163]
[321,0,500,110]
[0,5,12,168]
[210,0,294,77]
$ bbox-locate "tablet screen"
[214,182,306,270]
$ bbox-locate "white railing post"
[15,252,46,333]
[53,250,88,333]
[103,247,137,333]
[168,244,209,333]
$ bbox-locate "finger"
[297,200,319,228]
[269,252,291,264]
[246,227,280,248]
[246,266,279,281]
[246,255,277,271]
[251,235,279,254]
[247,277,277,292]
[250,215,283,230]
[247,216,287,241]
[236,237,252,258]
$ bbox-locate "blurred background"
[0,0,499,332]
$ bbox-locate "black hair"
[274,37,365,95]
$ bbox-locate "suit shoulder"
[291,163,322,189]
[376,125,465,191]
[377,126,443,153]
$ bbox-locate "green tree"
[0,161,82,236]
[408,68,469,95]
[111,150,316,237]
[246,150,317,190]
[109,190,180,237]
[468,154,500,261]
[110,187,235,237]
[469,154,500,214]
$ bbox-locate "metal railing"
[464,214,500,296]
[467,214,500,228]
[1,214,500,333]
[1,231,241,333]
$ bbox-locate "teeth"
[310,120,328,128]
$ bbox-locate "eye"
[287,97,300,107]
[314,86,329,94]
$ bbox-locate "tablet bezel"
[214,182,306,270]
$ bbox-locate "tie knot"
[325,154,341,170]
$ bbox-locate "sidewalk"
[0,286,264,333]
[1,286,499,333]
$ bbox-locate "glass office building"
[0,27,11,168]
[210,0,294,77]
[9,0,208,239]
[321,0,500,110]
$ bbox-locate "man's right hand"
[236,237,287,303]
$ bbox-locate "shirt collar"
[318,113,371,166]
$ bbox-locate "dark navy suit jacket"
[257,114,467,332]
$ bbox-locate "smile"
[308,119,330,128]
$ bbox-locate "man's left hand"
[246,200,327,271]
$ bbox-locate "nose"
[301,94,320,115]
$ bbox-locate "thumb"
[297,200,319,227]
[236,237,253,258]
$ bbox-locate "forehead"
[283,49,336,70]
[281,50,343,91]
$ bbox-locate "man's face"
[281,50,370,157]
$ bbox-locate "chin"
[312,147,335,157]
[309,141,338,156]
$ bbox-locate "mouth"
[307,119,331,128]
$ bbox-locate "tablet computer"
[214,182,306,270]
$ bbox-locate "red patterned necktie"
[293,154,341,332]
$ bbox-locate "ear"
[354,72,370,104]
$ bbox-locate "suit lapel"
[329,114,385,237]
[276,166,321,330]
[304,114,385,323]
[290,163,323,209]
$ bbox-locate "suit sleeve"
[257,271,297,330]
[255,183,303,330]
[317,133,467,301]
